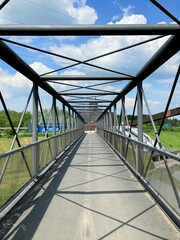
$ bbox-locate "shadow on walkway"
[0,134,86,240]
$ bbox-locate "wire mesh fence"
[0,128,84,208]
[97,128,180,216]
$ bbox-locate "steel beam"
[0,40,84,122]
[60,92,118,96]
[113,103,117,130]
[137,82,144,174]
[32,83,39,176]
[52,96,56,137]
[97,34,180,121]
[68,100,112,103]
[121,96,125,157]
[71,105,108,108]
[62,104,66,133]
[52,96,57,157]
[78,109,103,111]
[67,108,71,131]
[41,76,133,81]
[0,0,10,10]
[150,0,180,25]
[0,24,179,36]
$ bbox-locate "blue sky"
[0,0,179,116]
[87,0,180,24]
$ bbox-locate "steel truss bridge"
[0,1,180,239]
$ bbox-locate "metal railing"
[0,128,84,215]
[97,128,180,220]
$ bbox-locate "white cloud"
[145,100,161,106]
[0,62,53,101]
[110,4,146,25]
[143,83,153,90]
[113,14,147,24]
[31,61,54,75]
[61,70,86,76]
[125,97,136,107]
[66,2,98,24]
[49,21,165,77]
[0,2,179,115]
[0,0,98,24]
[157,78,174,84]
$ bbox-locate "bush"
[4,129,14,138]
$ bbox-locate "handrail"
[98,128,180,162]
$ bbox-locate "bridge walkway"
[0,132,179,239]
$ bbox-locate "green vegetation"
[143,129,180,150]
[0,110,31,128]
[0,136,32,153]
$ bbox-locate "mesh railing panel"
[97,128,180,216]
[0,129,84,207]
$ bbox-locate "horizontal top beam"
[0,24,179,36]
[60,92,118,96]
[76,108,104,112]
[72,105,108,108]
[68,100,112,103]
[41,76,132,81]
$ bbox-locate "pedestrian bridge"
[0,131,179,239]
[0,1,180,238]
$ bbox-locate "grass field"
[0,135,45,154]
[143,130,180,150]
[0,130,180,154]
[0,130,179,207]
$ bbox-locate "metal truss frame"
[0,0,179,224]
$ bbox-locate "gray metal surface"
[1,132,179,240]
[0,24,179,36]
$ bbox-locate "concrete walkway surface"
[0,132,179,240]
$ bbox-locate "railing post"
[113,103,117,131]
[52,96,57,158]
[109,108,112,130]
[121,96,125,157]
[62,103,66,133]
[71,111,74,130]
[75,113,77,130]
[32,83,39,176]
[105,112,108,130]
[113,103,117,148]
[137,82,144,174]
[68,107,71,131]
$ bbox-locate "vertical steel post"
[52,96,56,136]
[68,107,71,131]
[109,108,112,130]
[137,82,144,174]
[62,103,66,133]
[32,83,39,176]
[114,103,117,131]
[121,96,125,157]
[72,111,75,130]
[103,115,105,129]
[75,113,77,130]
[105,111,108,129]
[77,115,79,129]
[113,103,117,148]
[52,96,56,158]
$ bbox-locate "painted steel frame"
[0,0,179,225]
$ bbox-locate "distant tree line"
[0,110,32,127]
[0,108,69,128]
[0,110,180,128]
